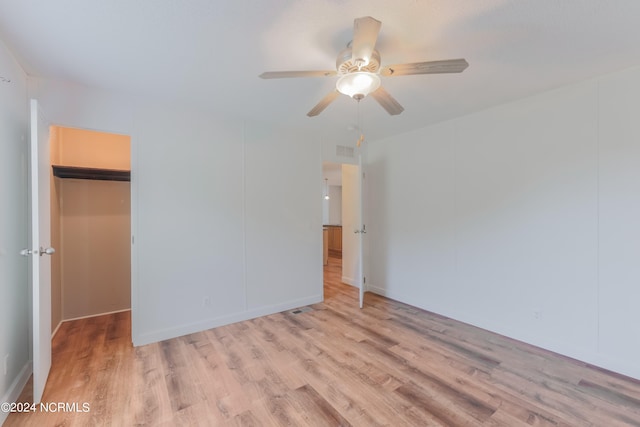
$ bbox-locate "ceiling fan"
[259,16,469,117]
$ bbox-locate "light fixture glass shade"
[336,72,381,99]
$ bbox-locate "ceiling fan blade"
[351,16,382,66]
[371,86,404,115]
[380,58,469,77]
[259,70,337,79]
[307,91,340,117]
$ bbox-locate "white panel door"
[356,155,365,308]
[342,161,366,308]
[28,99,52,403]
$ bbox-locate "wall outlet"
[3,354,8,375]
[203,296,211,308]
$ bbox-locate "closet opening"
[50,126,131,336]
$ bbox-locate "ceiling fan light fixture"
[336,72,380,99]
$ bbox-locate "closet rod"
[52,165,130,182]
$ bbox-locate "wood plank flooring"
[6,255,640,426]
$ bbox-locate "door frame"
[29,114,135,401]
[321,160,366,307]
[49,125,132,327]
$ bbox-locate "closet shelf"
[52,165,130,182]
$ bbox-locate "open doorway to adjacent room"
[322,162,343,303]
[322,162,342,260]
[322,162,361,297]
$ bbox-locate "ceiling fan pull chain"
[357,99,364,147]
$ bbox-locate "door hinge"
[363,276,366,284]
[132,235,135,244]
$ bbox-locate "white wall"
[328,185,342,225]
[367,65,640,380]
[0,39,30,424]
[322,163,343,225]
[322,194,329,224]
[59,179,131,319]
[597,67,640,369]
[31,80,323,346]
[244,122,322,311]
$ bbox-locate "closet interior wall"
[50,126,131,331]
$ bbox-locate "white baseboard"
[51,321,62,339]
[63,308,131,323]
[367,284,389,297]
[341,276,357,287]
[0,361,32,425]
[133,295,322,347]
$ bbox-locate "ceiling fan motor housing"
[336,48,381,75]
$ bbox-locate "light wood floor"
[6,256,640,426]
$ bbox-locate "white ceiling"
[2,0,640,145]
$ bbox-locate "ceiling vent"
[336,145,354,158]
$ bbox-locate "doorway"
[50,126,131,334]
[322,162,362,299]
[323,162,343,263]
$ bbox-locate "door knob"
[20,249,35,256]
[39,247,55,256]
